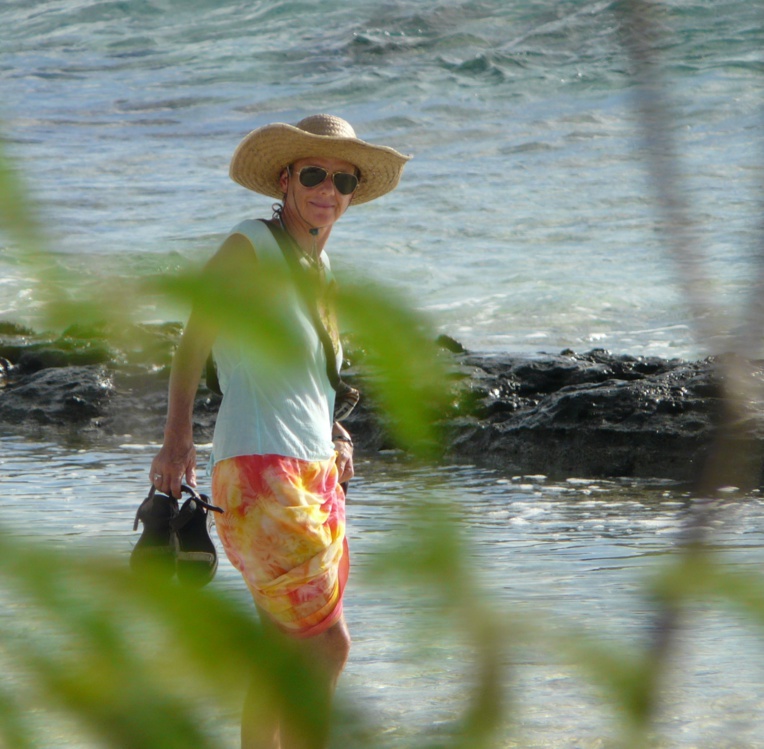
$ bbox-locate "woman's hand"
[332,423,354,485]
[149,434,197,498]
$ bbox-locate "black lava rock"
[2,324,763,486]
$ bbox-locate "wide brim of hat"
[229,123,411,205]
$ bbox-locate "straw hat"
[229,114,411,205]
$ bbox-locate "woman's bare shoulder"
[206,231,259,273]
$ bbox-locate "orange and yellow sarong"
[211,454,348,638]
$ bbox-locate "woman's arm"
[149,233,254,497]
[148,305,217,498]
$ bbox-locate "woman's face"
[280,155,358,231]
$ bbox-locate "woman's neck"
[279,206,332,260]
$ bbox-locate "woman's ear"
[278,167,290,195]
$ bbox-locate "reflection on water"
[3,437,764,747]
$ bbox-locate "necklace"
[277,215,324,273]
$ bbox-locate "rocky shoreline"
[2,321,763,486]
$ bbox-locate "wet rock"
[0,365,114,435]
[1,324,762,485]
[0,323,183,441]
[0,357,13,386]
[444,350,764,485]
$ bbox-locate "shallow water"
[3,437,764,747]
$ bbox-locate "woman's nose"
[317,176,336,195]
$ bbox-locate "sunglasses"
[294,166,359,195]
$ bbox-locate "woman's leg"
[212,456,350,748]
[241,686,280,749]
[242,614,351,749]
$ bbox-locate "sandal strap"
[133,485,222,531]
[178,484,223,514]
[132,487,178,531]
[170,492,224,533]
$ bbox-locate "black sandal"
[171,486,224,588]
[130,486,180,579]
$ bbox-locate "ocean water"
[2,0,763,359]
[3,2,764,747]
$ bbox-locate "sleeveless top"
[209,219,339,466]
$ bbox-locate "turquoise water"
[2,0,763,358]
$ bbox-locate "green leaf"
[338,282,452,456]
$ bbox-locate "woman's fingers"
[149,447,197,497]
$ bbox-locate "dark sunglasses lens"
[332,173,358,195]
[299,167,327,187]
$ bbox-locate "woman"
[149,114,410,749]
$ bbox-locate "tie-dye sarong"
[211,453,348,638]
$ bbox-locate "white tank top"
[210,219,338,466]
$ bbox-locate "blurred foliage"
[336,282,451,457]
[0,135,40,251]
[5,488,764,749]
[3,2,764,747]
[0,530,333,749]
